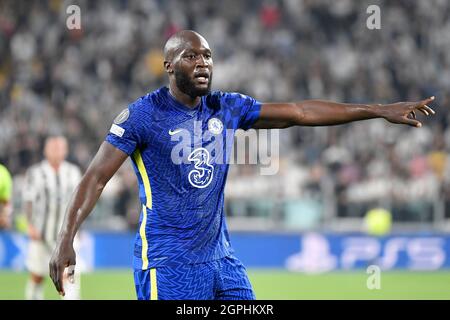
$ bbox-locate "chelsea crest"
[207,118,223,135]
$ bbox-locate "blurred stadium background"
[1,0,450,299]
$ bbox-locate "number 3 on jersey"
[188,148,214,188]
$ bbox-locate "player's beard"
[174,69,212,98]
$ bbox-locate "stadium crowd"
[1,0,449,230]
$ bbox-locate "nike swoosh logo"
[168,128,183,135]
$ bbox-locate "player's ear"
[164,61,173,74]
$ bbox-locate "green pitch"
[0,269,449,300]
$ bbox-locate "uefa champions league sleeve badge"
[114,108,130,125]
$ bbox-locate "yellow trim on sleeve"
[140,205,149,270]
[150,268,158,300]
[133,150,152,270]
[133,150,152,209]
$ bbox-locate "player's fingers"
[421,105,435,115]
[402,117,422,128]
[409,110,416,119]
[50,263,59,292]
[417,105,435,116]
[55,265,65,296]
[417,108,429,116]
[415,96,434,108]
[67,265,76,284]
[419,96,435,106]
[49,262,55,284]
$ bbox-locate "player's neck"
[168,85,201,109]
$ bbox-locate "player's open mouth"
[194,72,210,84]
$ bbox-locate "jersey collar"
[163,87,203,116]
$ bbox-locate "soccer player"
[24,136,82,300]
[49,30,436,300]
[0,163,13,230]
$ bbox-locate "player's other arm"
[49,141,128,296]
[252,97,436,129]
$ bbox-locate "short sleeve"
[220,92,262,130]
[105,103,145,156]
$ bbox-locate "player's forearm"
[58,173,106,242]
[294,100,382,126]
[57,143,127,243]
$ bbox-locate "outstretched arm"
[49,141,128,296]
[252,97,435,129]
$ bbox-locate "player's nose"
[196,55,209,68]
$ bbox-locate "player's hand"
[49,238,76,297]
[381,96,436,127]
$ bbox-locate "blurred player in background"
[0,163,13,230]
[24,136,82,300]
[49,30,436,300]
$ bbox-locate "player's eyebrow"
[180,47,212,57]
[182,49,195,55]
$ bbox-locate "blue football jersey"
[105,87,261,269]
